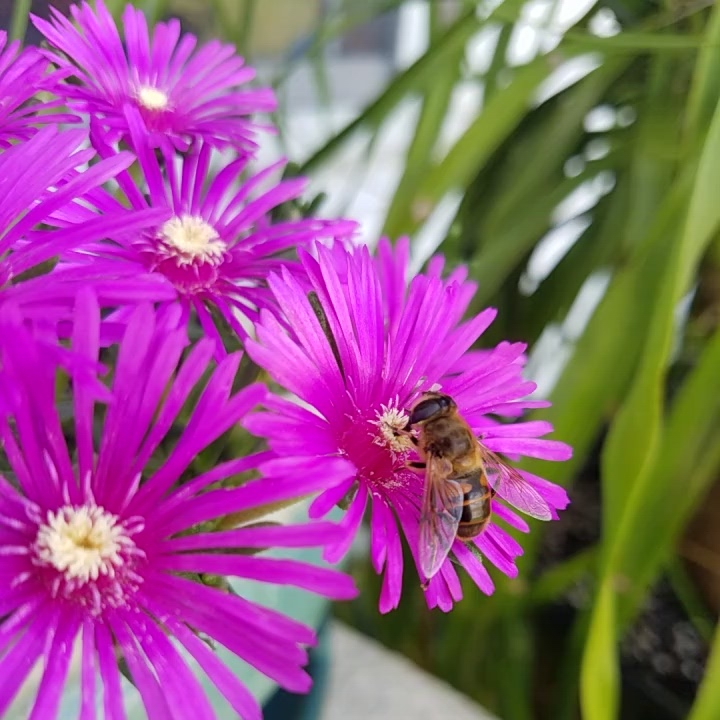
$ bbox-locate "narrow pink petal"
[29,611,81,720]
[107,617,172,720]
[138,581,314,693]
[521,471,571,511]
[95,623,127,720]
[379,517,404,614]
[484,437,573,461]
[80,620,97,720]
[160,521,345,552]
[156,554,358,600]
[492,502,530,533]
[135,619,217,720]
[322,483,368,564]
[453,542,495,595]
[144,572,316,645]
[0,611,56,717]
[308,475,357,519]
[369,493,389,574]
[479,420,554,438]
[159,615,261,720]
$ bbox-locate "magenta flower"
[54,126,357,349]
[32,0,276,153]
[0,125,171,328]
[0,291,357,720]
[0,31,77,147]
[244,240,571,612]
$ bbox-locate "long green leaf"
[297,0,530,175]
[9,0,31,42]
[382,31,464,238]
[688,622,720,720]
[580,81,720,720]
[580,581,619,720]
[617,321,720,623]
[563,30,703,52]
[297,7,481,175]
[685,2,720,142]
[397,56,553,236]
[602,90,720,556]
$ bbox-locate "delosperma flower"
[0,125,170,328]
[53,123,357,350]
[0,31,77,147]
[32,0,276,153]
[244,239,571,612]
[0,291,357,720]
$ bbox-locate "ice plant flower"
[32,0,276,153]
[54,126,357,349]
[244,240,572,612]
[0,31,77,147]
[0,292,357,720]
[0,125,170,329]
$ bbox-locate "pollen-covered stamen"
[137,85,170,111]
[371,400,414,454]
[158,214,228,266]
[34,505,135,585]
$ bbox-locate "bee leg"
[406,461,426,470]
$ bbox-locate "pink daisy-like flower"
[0,31,78,147]
[0,125,171,328]
[0,291,357,720]
[53,123,357,350]
[244,240,571,613]
[32,0,276,153]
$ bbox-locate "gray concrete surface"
[320,621,495,720]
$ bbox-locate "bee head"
[405,392,456,428]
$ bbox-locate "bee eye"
[409,398,443,424]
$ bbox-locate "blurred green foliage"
[266,2,720,718]
[45,0,720,718]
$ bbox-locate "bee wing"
[481,447,552,521]
[418,455,464,580]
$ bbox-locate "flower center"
[35,505,131,585]
[371,400,414,454]
[137,85,170,111]
[159,215,227,266]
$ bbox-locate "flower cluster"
[0,1,570,718]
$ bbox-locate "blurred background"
[6,1,720,719]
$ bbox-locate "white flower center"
[35,505,132,585]
[137,85,170,111]
[372,400,413,454]
[159,214,227,266]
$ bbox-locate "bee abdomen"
[455,469,492,539]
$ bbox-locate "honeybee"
[403,392,552,581]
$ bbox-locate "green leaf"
[685,2,720,141]
[9,0,31,41]
[563,30,703,53]
[400,56,554,235]
[616,321,720,624]
[667,558,715,643]
[602,89,720,551]
[297,0,532,176]
[297,7,482,175]
[580,581,619,720]
[688,622,720,720]
[580,77,720,720]
[527,547,597,606]
[382,49,463,238]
